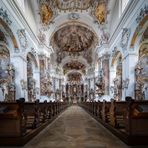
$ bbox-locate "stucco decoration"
[120,28,131,50]
[111,54,122,101]
[68,13,80,20]
[95,69,105,97]
[39,55,52,97]
[38,30,46,44]
[17,29,28,50]
[99,30,109,46]
[0,7,12,25]
[136,5,148,24]
[56,0,92,11]
[135,43,148,100]
[0,47,15,101]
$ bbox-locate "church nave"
[24,105,128,148]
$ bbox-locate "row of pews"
[79,97,148,146]
[0,98,70,146]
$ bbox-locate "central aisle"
[25,105,129,148]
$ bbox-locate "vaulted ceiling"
[26,0,115,81]
[51,23,98,67]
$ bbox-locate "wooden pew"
[101,100,110,123]
[97,101,103,119]
[39,100,49,123]
[0,98,26,137]
[125,98,148,136]
[109,99,127,128]
[79,97,148,145]
[0,99,69,146]
[24,100,41,129]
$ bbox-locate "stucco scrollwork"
[17,29,28,49]
[120,28,131,50]
[0,7,12,25]
[136,5,148,24]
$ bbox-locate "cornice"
[3,0,40,46]
[108,0,141,47]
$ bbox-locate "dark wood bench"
[101,100,110,123]
[109,99,127,128]
[0,99,26,137]
[24,100,40,129]
[125,98,148,136]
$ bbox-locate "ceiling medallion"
[38,30,46,45]
[68,13,80,20]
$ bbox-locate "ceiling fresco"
[56,0,92,11]
[38,0,109,25]
[36,0,110,81]
[51,23,98,65]
[53,25,95,52]
[63,61,86,74]
[40,3,53,25]
[94,1,107,25]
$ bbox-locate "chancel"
[0,0,148,147]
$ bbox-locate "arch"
[61,56,89,68]
[0,18,18,49]
[65,70,84,79]
[49,21,99,47]
[130,15,148,48]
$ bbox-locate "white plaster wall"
[109,0,120,37]
[11,56,28,100]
